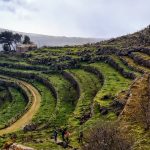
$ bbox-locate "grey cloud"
[0,0,38,13]
[0,0,149,38]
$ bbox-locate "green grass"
[66,69,102,127]
[0,87,10,103]
[0,47,148,149]
[45,74,78,127]
[0,87,27,129]
[111,55,141,76]
[28,80,56,125]
[133,52,150,60]
[15,130,64,150]
[89,62,131,107]
[122,56,150,73]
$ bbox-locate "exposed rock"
[111,90,130,116]
[99,107,108,115]
[80,113,91,125]
[3,142,34,150]
[23,124,37,132]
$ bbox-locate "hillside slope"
[94,25,150,49]
[119,74,150,150]
[0,28,102,48]
[0,25,149,149]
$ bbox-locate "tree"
[0,31,32,52]
[13,33,22,45]
[0,31,14,51]
[23,35,31,44]
[3,44,11,52]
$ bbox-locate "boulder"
[99,107,108,115]
[9,143,34,150]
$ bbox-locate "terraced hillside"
[0,26,150,150]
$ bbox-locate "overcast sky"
[0,0,149,38]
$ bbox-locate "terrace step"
[120,56,150,73]
[89,62,131,115]
[129,52,150,68]
[0,76,41,135]
[67,69,101,125]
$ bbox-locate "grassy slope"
[111,55,141,76]
[0,88,27,129]
[133,52,150,60]
[122,56,150,73]
[28,81,56,125]
[120,74,150,150]
[79,62,132,131]
[67,69,101,126]
[0,34,149,149]
[63,69,101,147]
[46,74,77,127]
[90,62,131,106]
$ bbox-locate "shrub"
[82,122,132,150]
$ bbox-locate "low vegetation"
[0,26,149,149]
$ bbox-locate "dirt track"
[0,79,41,135]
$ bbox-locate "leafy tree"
[13,33,22,45]
[23,35,31,44]
[3,44,11,52]
[0,31,32,52]
[0,31,14,51]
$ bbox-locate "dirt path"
[0,78,41,135]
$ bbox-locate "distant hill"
[94,25,150,49]
[0,28,102,49]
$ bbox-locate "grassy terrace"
[27,81,56,125]
[0,26,149,149]
[111,55,141,77]
[0,87,27,129]
[121,56,150,73]
[89,62,131,107]
[44,74,78,127]
[0,48,148,149]
[0,59,49,71]
[0,66,77,128]
[66,69,102,127]
[0,86,9,103]
[133,52,150,60]
[0,67,56,125]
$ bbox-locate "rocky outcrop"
[3,142,34,150]
[111,90,130,116]
[23,123,37,132]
